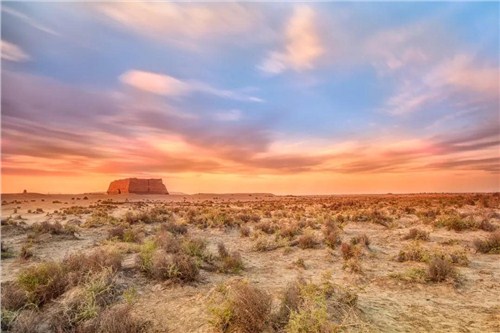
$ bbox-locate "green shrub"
[436,215,475,231]
[17,261,67,306]
[137,241,157,276]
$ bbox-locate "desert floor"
[1,193,499,332]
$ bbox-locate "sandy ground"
[1,193,499,332]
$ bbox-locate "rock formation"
[107,178,169,195]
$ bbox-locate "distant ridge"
[193,193,275,196]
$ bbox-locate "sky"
[1,2,499,194]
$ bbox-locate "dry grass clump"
[9,310,39,333]
[30,221,77,238]
[181,237,208,259]
[343,258,363,274]
[125,206,174,225]
[323,220,342,249]
[340,243,363,273]
[50,268,120,332]
[284,277,362,333]
[217,243,244,274]
[350,234,370,247]
[340,242,361,261]
[353,209,392,227]
[396,242,428,262]
[253,235,286,252]
[474,231,500,254]
[403,228,430,241]
[20,244,34,260]
[255,221,278,234]
[82,304,148,333]
[13,249,123,309]
[63,249,122,286]
[239,225,251,237]
[209,280,272,333]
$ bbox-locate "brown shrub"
[240,225,251,237]
[217,242,244,273]
[107,226,125,240]
[161,222,188,235]
[478,219,497,232]
[219,252,244,274]
[255,221,277,235]
[155,231,181,253]
[340,243,360,261]
[217,242,229,258]
[278,224,301,239]
[297,232,319,249]
[473,231,500,254]
[210,281,272,333]
[1,282,28,311]
[427,258,456,282]
[273,278,305,328]
[403,228,430,241]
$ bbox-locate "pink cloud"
[430,54,499,98]
[1,40,30,62]
[259,6,324,74]
[119,70,189,96]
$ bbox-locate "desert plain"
[1,192,499,333]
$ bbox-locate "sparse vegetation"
[474,231,500,254]
[2,192,499,332]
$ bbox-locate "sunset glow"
[2,2,499,194]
